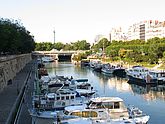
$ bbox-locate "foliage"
[0,18,35,54]
[91,38,110,53]
[71,40,90,50]
[72,53,87,61]
[35,40,91,51]
[92,37,165,64]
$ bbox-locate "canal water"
[45,62,165,124]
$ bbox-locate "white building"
[128,20,165,41]
[110,27,128,42]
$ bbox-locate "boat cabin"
[87,97,129,119]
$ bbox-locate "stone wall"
[0,54,32,92]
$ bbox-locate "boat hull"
[127,75,157,85]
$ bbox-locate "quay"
[0,55,35,124]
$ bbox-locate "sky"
[0,0,165,43]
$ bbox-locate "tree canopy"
[105,37,165,64]
[35,40,91,51]
[0,18,35,54]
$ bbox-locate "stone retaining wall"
[0,54,31,92]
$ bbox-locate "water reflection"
[45,62,165,102]
[108,77,131,93]
[44,62,165,124]
[129,84,165,101]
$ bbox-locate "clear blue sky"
[0,0,165,43]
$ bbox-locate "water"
[45,62,165,124]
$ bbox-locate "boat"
[89,60,102,72]
[30,110,58,124]
[63,104,136,124]
[128,105,150,124]
[70,79,96,97]
[32,89,88,111]
[101,63,116,74]
[63,97,150,124]
[149,70,165,85]
[87,97,129,120]
[81,59,90,67]
[126,66,157,85]
[41,56,54,63]
[101,63,126,77]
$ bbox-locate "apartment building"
[128,20,165,41]
[109,27,128,42]
[110,20,165,41]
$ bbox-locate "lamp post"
[53,29,56,75]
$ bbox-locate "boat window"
[108,103,113,109]
[114,102,120,109]
[57,97,60,100]
[66,96,69,100]
[71,96,74,99]
[120,102,126,109]
[82,111,98,117]
[48,98,55,101]
[71,111,98,117]
[87,101,93,106]
[71,112,82,116]
[61,96,65,100]
[96,102,102,109]
[64,110,69,115]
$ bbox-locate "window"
[66,96,69,100]
[114,102,120,109]
[71,111,98,117]
[56,97,60,100]
[61,96,65,100]
[64,110,69,115]
[71,96,74,99]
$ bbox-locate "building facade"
[110,20,165,42]
[127,20,165,41]
[110,27,128,42]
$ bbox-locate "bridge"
[32,49,86,61]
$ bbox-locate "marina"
[30,61,165,124]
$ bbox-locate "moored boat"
[63,96,150,124]
[126,66,157,85]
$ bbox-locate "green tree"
[55,42,64,50]
[0,18,35,54]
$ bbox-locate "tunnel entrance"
[58,55,72,62]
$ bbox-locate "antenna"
[53,28,55,45]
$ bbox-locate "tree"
[91,38,110,53]
[0,18,35,54]
[55,42,64,50]
[72,40,90,50]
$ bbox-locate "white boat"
[101,63,126,77]
[149,70,165,84]
[87,97,129,120]
[128,105,150,124]
[40,75,96,97]
[32,88,89,112]
[126,66,157,85]
[101,63,116,74]
[41,56,54,62]
[70,79,96,97]
[30,110,58,124]
[89,60,101,68]
[63,104,136,124]
[63,97,150,124]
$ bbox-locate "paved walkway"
[17,62,36,124]
[0,60,35,124]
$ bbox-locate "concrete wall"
[0,54,31,92]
